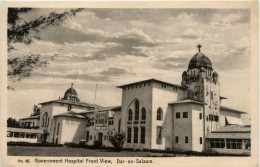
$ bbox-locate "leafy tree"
[31,104,40,116]
[7,117,20,127]
[7,8,83,86]
[107,130,126,152]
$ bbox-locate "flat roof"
[206,132,250,139]
[206,125,251,139]
[220,106,247,114]
[169,99,206,105]
[39,99,103,109]
[20,115,40,120]
[117,78,185,90]
[212,125,251,133]
[7,127,44,134]
[80,106,121,114]
[54,112,87,119]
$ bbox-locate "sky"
[7,8,251,124]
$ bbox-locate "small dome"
[64,87,78,96]
[63,83,80,102]
[188,52,212,71]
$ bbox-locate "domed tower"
[182,44,213,86]
[182,44,220,134]
[63,83,80,102]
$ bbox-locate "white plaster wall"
[173,104,192,151]
[191,105,204,152]
[52,104,69,116]
[7,137,38,143]
[120,83,153,150]
[151,83,183,150]
[39,104,53,142]
[55,117,87,144]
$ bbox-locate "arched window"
[157,108,163,120]
[141,107,146,120]
[128,109,133,121]
[135,100,139,120]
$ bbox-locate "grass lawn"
[8,146,185,157]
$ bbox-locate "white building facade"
[16,46,250,155]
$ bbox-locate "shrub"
[107,130,126,152]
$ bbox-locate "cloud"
[152,56,189,71]
[214,46,249,71]
[33,65,134,83]
[100,67,134,76]
[160,57,189,63]
[179,29,199,39]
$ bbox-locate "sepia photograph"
[1,1,259,167]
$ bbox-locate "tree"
[7,117,20,127]
[107,130,126,152]
[31,105,40,116]
[7,8,83,86]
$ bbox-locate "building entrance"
[98,133,103,144]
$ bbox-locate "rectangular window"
[214,115,219,122]
[183,112,188,118]
[134,127,138,143]
[156,126,162,144]
[175,136,178,143]
[56,123,60,135]
[226,139,243,149]
[176,112,180,119]
[185,136,188,143]
[209,138,225,148]
[90,135,92,140]
[86,131,89,142]
[140,127,145,144]
[127,127,131,143]
[200,137,202,144]
[199,113,202,119]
